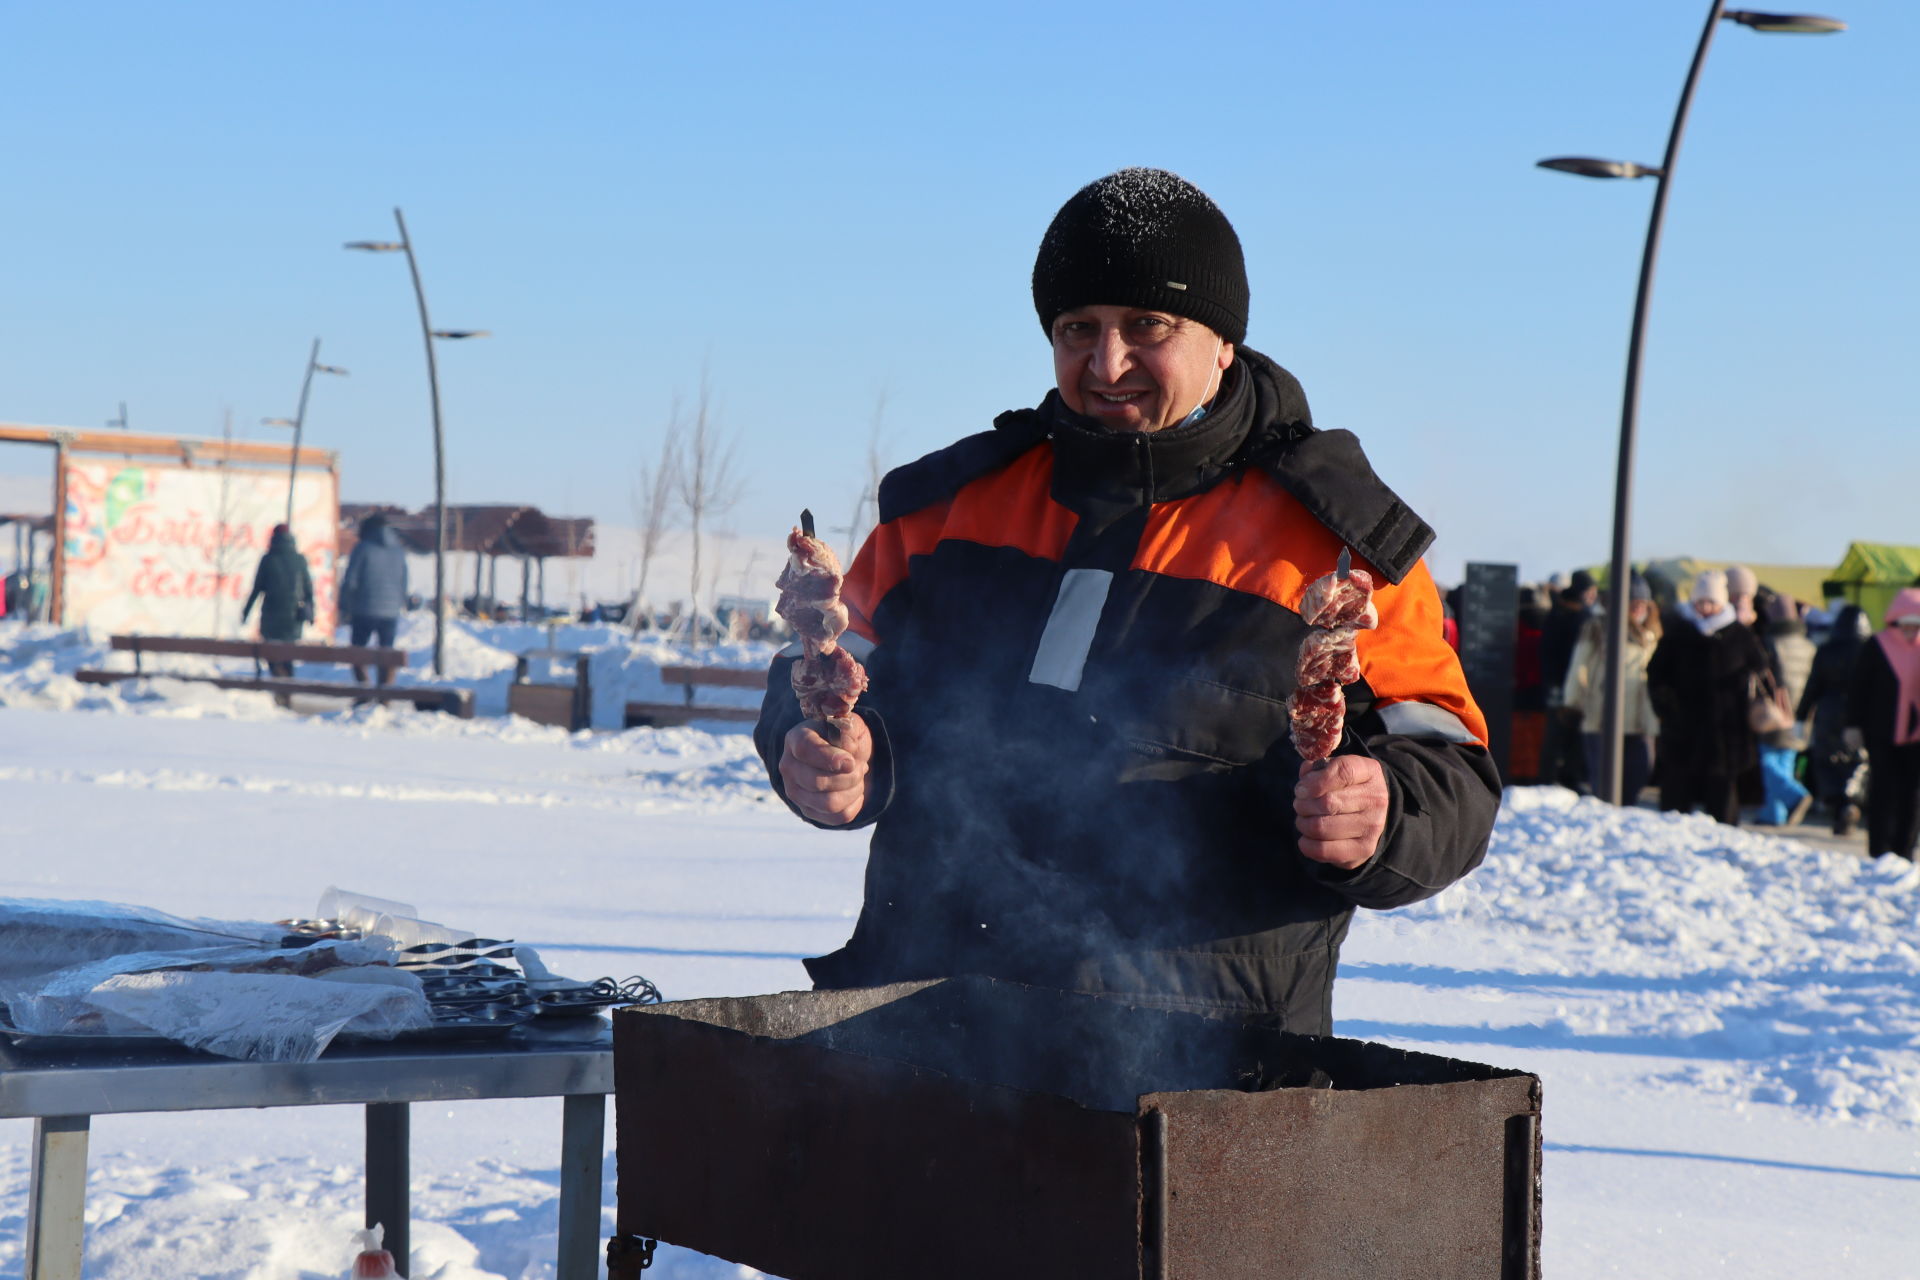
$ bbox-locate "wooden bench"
[509,649,593,732]
[76,635,474,718]
[624,664,765,728]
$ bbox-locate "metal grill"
[614,976,1540,1280]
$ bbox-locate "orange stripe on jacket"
[841,445,1076,643]
[1136,469,1487,745]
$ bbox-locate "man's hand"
[780,717,874,826]
[1294,755,1390,870]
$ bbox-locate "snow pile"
[1380,787,1920,1126]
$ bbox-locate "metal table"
[0,1020,613,1280]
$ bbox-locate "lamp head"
[1536,156,1663,180]
[1724,10,1846,32]
[344,240,405,252]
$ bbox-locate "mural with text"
[61,459,339,637]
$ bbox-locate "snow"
[3,618,1918,1276]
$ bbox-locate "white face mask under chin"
[1176,340,1224,428]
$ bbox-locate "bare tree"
[674,377,744,636]
[210,407,242,635]
[628,415,682,633]
[844,389,891,563]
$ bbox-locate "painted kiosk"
[0,423,341,638]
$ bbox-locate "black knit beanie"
[1032,168,1249,345]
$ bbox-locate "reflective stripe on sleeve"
[1377,700,1480,743]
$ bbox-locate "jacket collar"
[989,348,1432,583]
[998,346,1313,511]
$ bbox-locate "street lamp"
[264,338,349,529]
[1537,3,1843,807]
[345,209,489,677]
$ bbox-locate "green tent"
[1823,542,1920,628]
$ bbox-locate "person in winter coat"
[1798,604,1872,834]
[1646,570,1773,825]
[1538,570,1597,794]
[1726,564,1760,628]
[756,168,1500,1035]
[339,513,409,685]
[1752,594,1816,825]
[1561,573,1661,805]
[1844,588,1920,859]
[239,524,314,676]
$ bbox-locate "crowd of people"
[1485,565,1920,859]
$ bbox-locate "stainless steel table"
[0,1020,613,1280]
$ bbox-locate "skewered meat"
[776,521,869,728]
[1288,556,1377,762]
[776,527,851,656]
[1301,569,1379,632]
[1288,680,1347,761]
[790,644,867,721]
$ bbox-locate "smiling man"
[755,168,1500,1033]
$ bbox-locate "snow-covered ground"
[3,619,1918,1277]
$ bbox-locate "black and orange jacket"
[756,349,1500,1033]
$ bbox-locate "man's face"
[1050,305,1234,433]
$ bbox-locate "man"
[1538,568,1597,794]
[1646,570,1772,825]
[339,513,409,685]
[755,169,1500,1034]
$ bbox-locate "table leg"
[26,1114,90,1280]
[557,1093,607,1280]
[366,1101,410,1278]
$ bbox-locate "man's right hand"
[780,717,873,826]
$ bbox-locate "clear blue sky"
[3,0,1913,587]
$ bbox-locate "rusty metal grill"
[614,976,1540,1280]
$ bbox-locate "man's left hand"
[1294,755,1389,870]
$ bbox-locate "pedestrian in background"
[1799,604,1872,834]
[1845,588,1920,859]
[339,512,409,685]
[239,524,313,677]
[1754,594,1816,826]
[1539,569,1598,794]
[1726,564,1760,627]
[1647,570,1772,825]
[1511,586,1551,784]
[1562,573,1661,805]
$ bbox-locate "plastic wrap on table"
[0,897,282,984]
[0,938,433,1062]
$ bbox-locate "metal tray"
[0,1005,538,1055]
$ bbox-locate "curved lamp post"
[1537,3,1843,807]
[345,210,489,676]
[263,338,349,529]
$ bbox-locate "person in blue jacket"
[339,513,409,684]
